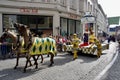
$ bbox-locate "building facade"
[97,4,108,37]
[108,16,120,35]
[0,0,108,38]
[0,0,84,37]
[81,0,108,37]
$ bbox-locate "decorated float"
[65,35,109,57]
[65,13,109,57]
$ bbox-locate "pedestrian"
[111,35,116,42]
[57,36,64,52]
[6,36,13,58]
[108,35,111,43]
[116,34,120,48]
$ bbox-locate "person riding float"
[89,31,102,58]
[89,31,96,44]
[89,38,102,58]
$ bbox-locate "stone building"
[0,0,108,37]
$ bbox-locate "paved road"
[100,44,120,80]
[0,42,118,80]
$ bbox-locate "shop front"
[0,7,82,37]
[60,17,81,37]
[3,14,53,37]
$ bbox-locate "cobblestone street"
[0,42,117,80]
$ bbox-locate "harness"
[14,34,28,53]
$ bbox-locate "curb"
[94,48,118,80]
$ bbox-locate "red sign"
[20,8,38,13]
[69,13,77,19]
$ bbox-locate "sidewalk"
[94,41,119,80]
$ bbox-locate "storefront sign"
[20,8,38,13]
[69,13,78,19]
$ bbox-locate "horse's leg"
[32,55,38,69]
[28,57,32,66]
[14,53,19,69]
[36,55,39,60]
[36,54,43,63]
[55,52,57,56]
[26,53,32,67]
[24,52,32,67]
[49,53,54,66]
[24,55,31,72]
[47,54,49,57]
[40,54,43,63]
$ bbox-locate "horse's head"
[14,23,30,36]
[0,29,17,43]
[14,23,32,49]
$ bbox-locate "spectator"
[116,34,120,46]
[111,35,116,42]
[0,34,8,59]
[108,35,112,43]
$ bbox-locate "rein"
[25,32,33,50]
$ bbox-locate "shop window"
[17,15,28,25]
[76,21,81,34]
[28,16,37,29]
[68,19,75,35]
[61,18,67,36]
[3,14,53,32]
[38,17,45,24]
[3,14,17,29]
[37,16,53,29]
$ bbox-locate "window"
[61,18,67,36]
[3,14,53,30]
[60,0,67,6]
[76,21,81,34]
[3,15,17,29]
[70,0,76,9]
[68,19,75,35]
[109,28,116,32]
[37,16,53,29]
[38,17,45,24]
